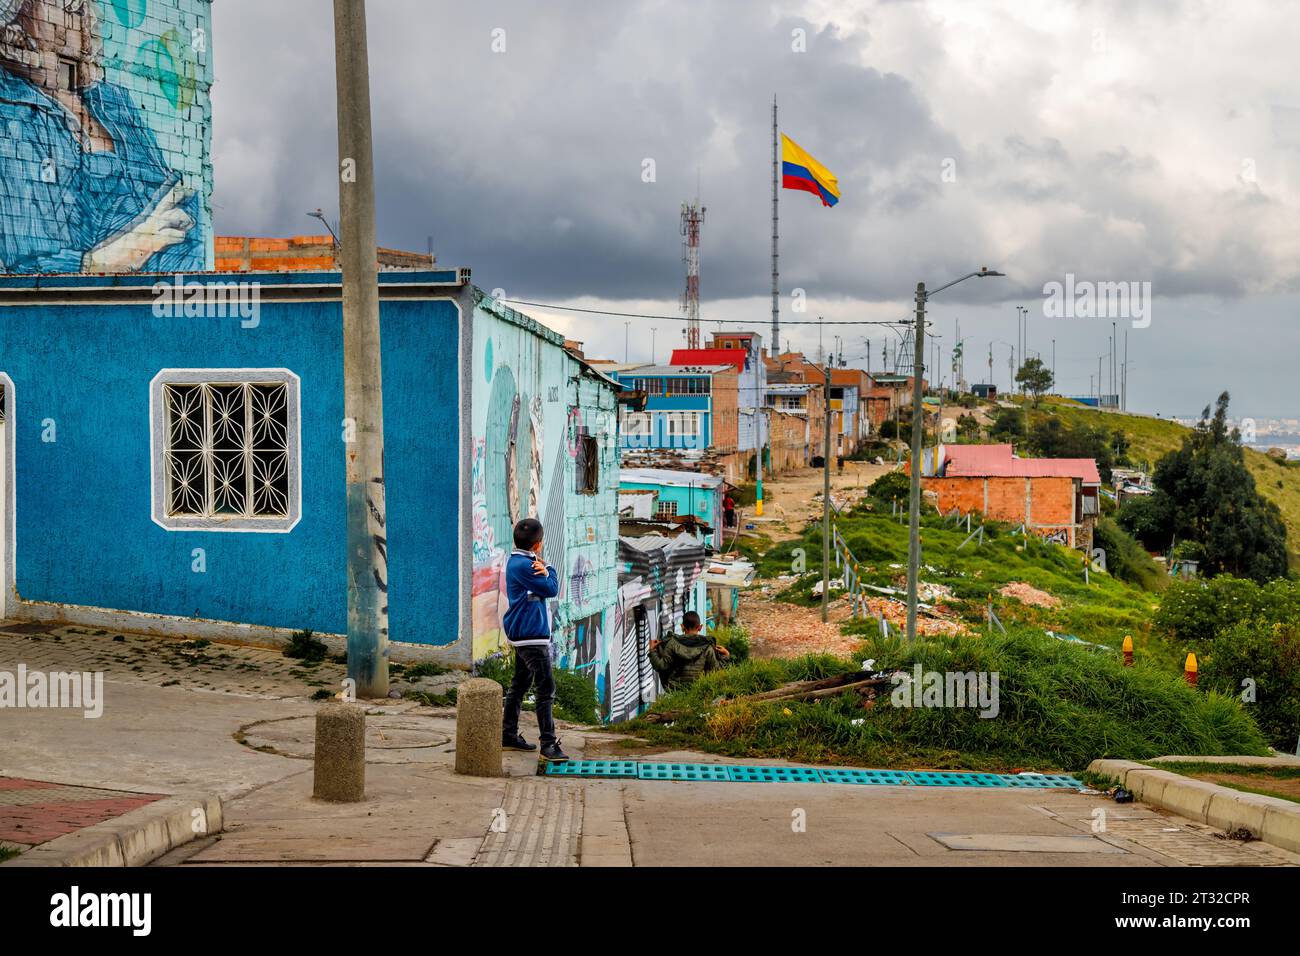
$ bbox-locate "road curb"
[0,792,222,868]
[1089,758,1300,854]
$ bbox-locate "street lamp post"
[907,268,1005,644]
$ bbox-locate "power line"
[498,298,912,327]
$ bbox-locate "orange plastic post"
[1184,652,1198,687]
[1122,635,1133,668]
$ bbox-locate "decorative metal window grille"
[152,370,300,532]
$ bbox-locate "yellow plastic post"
[1122,635,1133,668]
[1184,652,1198,687]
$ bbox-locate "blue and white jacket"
[502,549,560,647]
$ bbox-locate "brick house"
[919,444,1101,549]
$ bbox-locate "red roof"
[670,348,747,371]
[942,444,1101,483]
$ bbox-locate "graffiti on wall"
[470,301,618,692]
[607,536,708,723]
[0,0,212,273]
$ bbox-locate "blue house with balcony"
[0,272,624,691]
[615,363,735,456]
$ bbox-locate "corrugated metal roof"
[616,364,733,376]
[670,348,748,370]
[620,468,723,489]
[942,444,1101,483]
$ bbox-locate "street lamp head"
[978,268,1006,277]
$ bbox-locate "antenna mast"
[680,200,705,349]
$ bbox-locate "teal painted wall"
[469,293,620,713]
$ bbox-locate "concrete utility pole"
[906,270,1004,644]
[334,0,388,699]
[822,358,832,623]
[906,283,926,643]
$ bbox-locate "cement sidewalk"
[4,625,1298,868]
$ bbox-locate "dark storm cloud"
[210,1,1300,415]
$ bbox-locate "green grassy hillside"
[1026,397,1300,568]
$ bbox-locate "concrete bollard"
[455,678,503,777]
[312,702,366,802]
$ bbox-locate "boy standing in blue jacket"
[501,517,569,761]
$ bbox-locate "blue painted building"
[618,467,723,546]
[615,364,733,452]
[0,271,620,674]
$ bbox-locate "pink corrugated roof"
[670,348,747,371]
[943,444,1100,483]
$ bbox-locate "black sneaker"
[540,741,570,762]
[502,733,537,752]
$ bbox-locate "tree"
[956,413,981,441]
[988,406,1024,442]
[1015,357,1054,406]
[1119,392,1288,582]
[1028,416,1115,483]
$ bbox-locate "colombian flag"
[781,134,840,207]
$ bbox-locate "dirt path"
[743,460,894,543]
[739,590,863,659]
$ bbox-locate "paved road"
[2,624,1296,868]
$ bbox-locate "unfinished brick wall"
[0,0,213,273]
[924,475,1079,545]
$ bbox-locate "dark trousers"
[502,643,557,746]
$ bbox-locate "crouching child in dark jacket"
[647,611,730,691]
[501,518,569,762]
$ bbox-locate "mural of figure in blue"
[0,0,202,273]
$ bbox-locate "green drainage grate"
[637,762,732,782]
[726,765,825,784]
[818,768,913,786]
[544,760,639,778]
[542,761,1083,790]
[909,771,1007,788]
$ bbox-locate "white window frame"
[621,409,650,436]
[150,369,302,533]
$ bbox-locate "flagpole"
[759,94,779,517]
[771,95,780,357]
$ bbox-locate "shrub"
[1201,623,1300,751]
[1092,517,1164,591]
[1153,577,1300,650]
[284,629,327,662]
[867,470,911,503]
[711,623,751,663]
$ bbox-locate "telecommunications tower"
[680,200,706,349]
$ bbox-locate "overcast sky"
[211,0,1300,418]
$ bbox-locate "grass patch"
[622,630,1269,772]
[759,501,1167,655]
[475,652,600,724]
[0,845,21,863]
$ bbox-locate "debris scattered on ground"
[1215,826,1257,842]
[739,591,860,657]
[861,596,969,637]
[999,581,1061,608]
